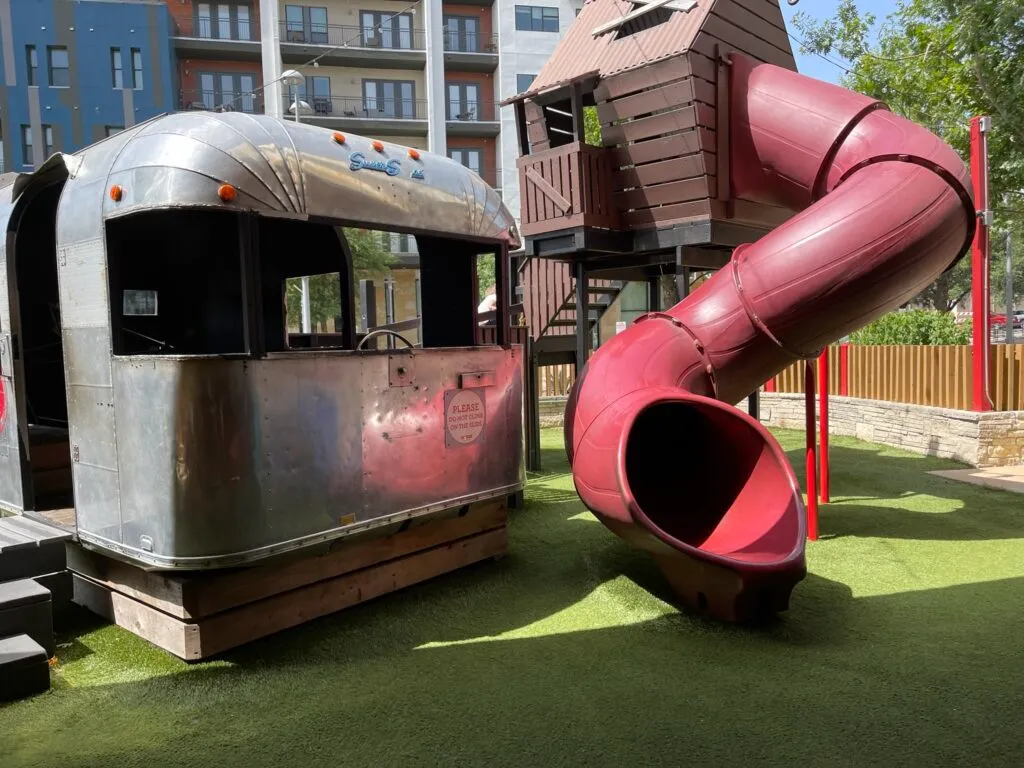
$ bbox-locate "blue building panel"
[0,0,175,172]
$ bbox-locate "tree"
[792,0,1024,311]
[285,228,394,332]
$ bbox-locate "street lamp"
[281,68,312,332]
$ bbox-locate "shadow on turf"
[783,444,1024,542]
[19,569,1024,766]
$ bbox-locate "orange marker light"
[109,184,123,202]
[332,132,346,144]
[218,184,237,202]
[408,148,420,161]
[371,140,384,153]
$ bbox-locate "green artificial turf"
[2,428,1022,767]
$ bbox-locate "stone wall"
[539,394,1024,467]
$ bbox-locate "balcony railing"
[295,96,430,121]
[173,17,260,41]
[179,90,264,114]
[446,101,500,122]
[443,32,499,54]
[280,22,426,50]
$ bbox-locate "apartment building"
[166,0,578,331]
[0,0,176,173]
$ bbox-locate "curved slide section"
[564,55,976,623]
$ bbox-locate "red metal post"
[804,360,818,541]
[764,378,776,393]
[970,115,992,411]
[839,343,849,397]
[818,349,830,504]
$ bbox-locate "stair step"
[587,285,620,295]
[0,578,54,657]
[0,516,70,582]
[0,634,50,702]
[563,302,608,311]
[549,318,597,327]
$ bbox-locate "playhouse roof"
[523,0,713,96]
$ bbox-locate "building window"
[446,82,481,121]
[196,2,253,41]
[382,232,415,254]
[105,126,124,137]
[293,75,332,115]
[284,5,328,45]
[360,11,413,49]
[21,125,54,168]
[515,5,559,32]
[111,48,123,88]
[47,46,69,87]
[26,46,38,86]
[448,148,482,176]
[443,15,480,52]
[362,79,417,119]
[198,72,259,112]
[516,74,536,93]
[131,48,143,89]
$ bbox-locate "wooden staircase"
[517,256,624,347]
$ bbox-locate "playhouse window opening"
[107,209,249,356]
[613,6,672,39]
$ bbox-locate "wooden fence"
[540,345,1024,411]
[772,344,1024,411]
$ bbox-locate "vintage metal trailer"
[0,111,524,572]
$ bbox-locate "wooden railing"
[517,142,619,237]
[771,344,1024,412]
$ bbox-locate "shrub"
[848,309,971,345]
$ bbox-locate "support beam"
[423,0,447,155]
[747,390,759,420]
[259,0,284,119]
[646,276,660,312]
[970,115,992,411]
[524,337,541,471]
[574,261,590,368]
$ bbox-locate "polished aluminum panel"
[56,239,109,330]
[0,176,26,511]
[75,112,520,249]
[104,347,523,569]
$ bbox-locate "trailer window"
[107,209,248,356]
[257,217,353,351]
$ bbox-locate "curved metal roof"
[14,112,520,249]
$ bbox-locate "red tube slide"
[564,55,976,623]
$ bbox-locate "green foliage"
[848,309,971,345]
[792,0,1024,311]
[285,228,395,331]
[476,253,496,300]
[583,106,602,146]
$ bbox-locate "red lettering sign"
[444,389,485,446]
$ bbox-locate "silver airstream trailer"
[0,112,524,570]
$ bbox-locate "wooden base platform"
[69,500,508,660]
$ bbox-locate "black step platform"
[0,578,54,657]
[0,634,50,702]
[0,515,72,582]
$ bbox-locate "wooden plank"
[609,128,715,169]
[613,177,714,210]
[69,500,508,621]
[712,0,793,54]
[728,199,795,227]
[728,0,789,32]
[525,167,571,213]
[622,200,715,229]
[73,526,507,661]
[73,574,202,660]
[594,57,695,102]
[602,104,715,146]
[596,80,698,125]
[716,46,731,202]
[194,527,508,659]
[614,154,708,189]
[697,16,795,68]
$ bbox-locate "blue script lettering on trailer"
[349,152,402,176]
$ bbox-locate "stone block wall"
[538,393,1024,467]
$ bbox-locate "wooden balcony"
[517,142,619,237]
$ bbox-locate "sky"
[779,0,893,84]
